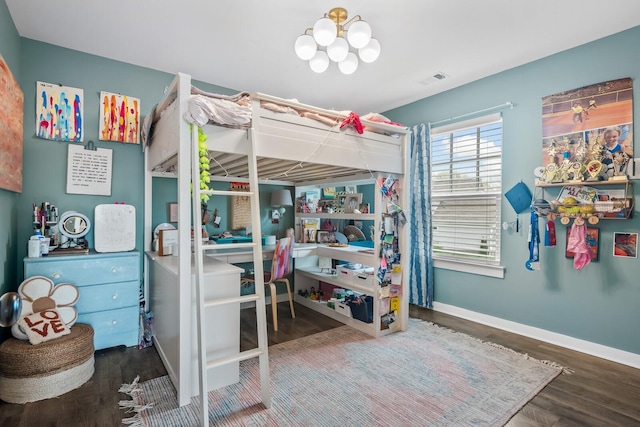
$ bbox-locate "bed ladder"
[190,128,271,426]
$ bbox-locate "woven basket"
[0,323,95,404]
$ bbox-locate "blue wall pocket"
[504,181,532,214]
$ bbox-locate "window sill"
[434,258,505,279]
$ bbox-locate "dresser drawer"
[78,306,139,350]
[24,253,140,286]
[76,280,139,314]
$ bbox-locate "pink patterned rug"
[121,319,563,426]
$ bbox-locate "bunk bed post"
[176,72,194,407]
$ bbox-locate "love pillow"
[17,309,70,345]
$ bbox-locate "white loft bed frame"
[143,72,411,405]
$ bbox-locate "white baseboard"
[432,302,640,370]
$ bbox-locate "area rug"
[120,319,564,426]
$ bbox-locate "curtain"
[409,124,434,308]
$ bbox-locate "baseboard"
[432,302,640,370]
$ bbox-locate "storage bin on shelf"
[336,263,375,287]
[348,295,373,323]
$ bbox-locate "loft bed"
[142,72,410,406]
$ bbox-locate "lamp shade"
[309,50,330,73]
[295,34,318,60]
[358,38,380,63]
[327,37,349,62]
[271,189,293,208]
[346,20,371,48]
[313,17,337,46]
[338,52,359,75]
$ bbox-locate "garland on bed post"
[192,126,211,202]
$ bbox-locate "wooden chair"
[242,236,296,331]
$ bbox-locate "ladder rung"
[200,189,255,197]
[206,348,264,371]
[204,294,260,308]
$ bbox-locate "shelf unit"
[535,179,634,223]
[293,175,407,338]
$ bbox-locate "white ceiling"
[7,0,640,114]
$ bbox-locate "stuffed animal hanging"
[566,218,591,270]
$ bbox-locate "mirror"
[59,211,91,239]
[63,216,87,236]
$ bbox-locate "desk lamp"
[271,189,293,236]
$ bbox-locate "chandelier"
[294,7,381,75]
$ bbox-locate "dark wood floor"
[1,303,639,426]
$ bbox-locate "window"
[430,113,503,277]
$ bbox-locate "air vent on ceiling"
[419,72,449,86]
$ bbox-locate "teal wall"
[0,0,21,341]
[384,26,640,355]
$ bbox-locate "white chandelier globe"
[338,52,359,75]
[309,50,330,73]
[327,37,349,62]
[346,20,371,49]
[295,34,318,60]
[358,38,380,63]
[313,17,337,46]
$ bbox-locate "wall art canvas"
[0,54,23,192]
[541,78,633,181]
[99,91,140,144]
[36,81,84,142]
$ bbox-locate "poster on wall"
[36,81,84,142]
[541,78,633,182]
[0,54,24,193]
[99,91,140,144]
[66,143,113,196]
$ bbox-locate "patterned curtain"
[409,124,434,308]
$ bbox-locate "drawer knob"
[112,320,117,325]
[111,268,117,273]
[112,293,118,300]
[52,273,61,279]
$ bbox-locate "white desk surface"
[205,243,319,260]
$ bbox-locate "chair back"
[270,237,294,280]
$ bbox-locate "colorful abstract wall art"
[99,91,140,144]
[0,54,24,193]
[36,81,84,142]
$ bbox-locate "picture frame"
[344,193,363,213]
[322,187,336,199]
[316,230,336,244]
[168,202,178,223]
[566,227,599,261]
[345,185,357,194]
[613,232,638,258]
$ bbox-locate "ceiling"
[7,1,640,114]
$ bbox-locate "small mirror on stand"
[58,211,91,251]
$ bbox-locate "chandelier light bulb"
[294,34,318,60]
[313,17,337,46]
[327,37,349,62]
[309,50,330,73]
[358,38,380,63]
[338,52,359,75]
[346,20,372,49]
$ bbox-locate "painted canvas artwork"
[36,81,84,142]
[99,91,140,144]
[0,54,23,193]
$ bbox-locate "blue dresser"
[23,251,140,350]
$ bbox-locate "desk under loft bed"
[142,72,411,406]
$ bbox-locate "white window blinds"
[430,113,502,264]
